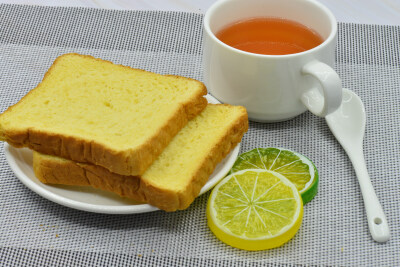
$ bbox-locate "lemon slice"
[230,148,318,205]
[207,169,303,250]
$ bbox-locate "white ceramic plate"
[4,95,241,214]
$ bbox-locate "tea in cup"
[203,0,342,122]
[216,17,324,56]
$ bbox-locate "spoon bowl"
[326,88,390,243]
[326,89,365,148]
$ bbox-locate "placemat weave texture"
[0,4,399,267]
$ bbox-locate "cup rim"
[203,0,338,58]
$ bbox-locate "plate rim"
[3,94,241,214]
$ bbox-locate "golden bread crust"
[33,152,142,197]
[32,105,248,212]
[137,105,248,211]
[0,53,207,176]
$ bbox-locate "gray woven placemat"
[0,4,399,267]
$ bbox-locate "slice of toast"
[33,104,248,211]
[0,53,207,175]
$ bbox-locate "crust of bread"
[33,153,142,198]
[137,105,248,211]
[0,53,208,176]
[33,106,248,211]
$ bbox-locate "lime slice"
[207,169,303,250]
[229,148,318,205]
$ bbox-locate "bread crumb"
[341,248,344,252]
[151,249,155,253]
[55,234,59,238]
[138,254,142,257]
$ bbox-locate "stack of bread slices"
[0,53,248,211]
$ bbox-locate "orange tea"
[216,17,324,55]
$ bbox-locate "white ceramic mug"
[203,0,342,122]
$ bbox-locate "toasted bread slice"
[33,104,248,211]
[0,53,207,175]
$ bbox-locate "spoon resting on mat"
[325,88,390,242]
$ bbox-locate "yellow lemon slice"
[207,169,303,251]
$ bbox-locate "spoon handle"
[347,147,390,242]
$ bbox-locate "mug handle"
[300,60,342,117]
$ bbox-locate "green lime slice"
[229,148,318,205]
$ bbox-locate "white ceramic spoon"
[325,88,390,242]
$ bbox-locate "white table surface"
[1,0,400,26]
